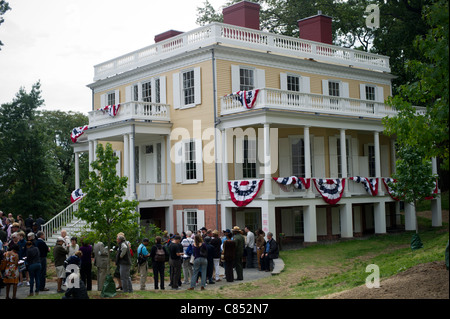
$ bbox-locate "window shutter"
[280,73,287,91]
[322,80,329,95]
[194,67,201,105]
[300,76,311,93]
[195,139,203,182]
[160,76,167,104]
[255,68,265,89]
[197,210,205,229]
[360,84,366,100]
[125,86,132,103]
[313,136,325,177]
[174,141,183,183]
[176,210,183,233]
[234,137,243,179]
[231,65,240,92]
[341,82,349,98]
[115,90,120,104]
[329,136,338,178]
[351,138,360,177]
[100,94,106,108]
[278,138,290,177]
[381,145,389,177]
[376,86,384,103]
[173,72,181,109]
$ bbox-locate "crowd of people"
[1,209,279,299]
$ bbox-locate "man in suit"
[232,226,245,280]
[93,241,109,291]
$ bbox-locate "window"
[291,138,305,176]
[142,81,152,102]
[107,92,115,106]
[240,67,254,91]
[243,137,256,178]
[287,75,300,92]
[133,84,139,101]
[155,78,161,103]
[365,85,376,113]
[157,143,162,183]
[182,70,195,106]
[185,210,198,233]
[184,140,197,181]
[328,81,340,107]
[368,145,376,177]
[175,139,203,184]
[294,210,304,235]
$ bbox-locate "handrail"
[41,197,84,242]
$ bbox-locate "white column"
[431,157,442,227]
[374,131,383,195]
[262,123,273,199]
[88,140,94,172]
[129,133,136,200]
[303,204,317,243]
[374,202,386,234]
[166,135,172,199]
[74,152,80,189]
[304,126,314,198]
[404,202,416,231]
[221,129,229,199]
[340,203,353,238]
[123,134,130,198]
[340,129,349,195]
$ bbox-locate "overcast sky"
[0,0,224,115]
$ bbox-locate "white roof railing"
[93,23,390,81]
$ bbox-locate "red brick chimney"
[297,11,332,45]
[154,30,184,43]
[223,1,260,30]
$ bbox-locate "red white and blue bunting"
[71,125,88,143]
[99,104,121,117]
[228,179,264,207]
[273,176,310,192]
[313,178,345,205]
[382,178,402,201]
[71,188,84,203]
[226,90,260,109]
[425,179,438,200]
[350,176,378,196]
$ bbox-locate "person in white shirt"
[181,230,194,284]
[244,226,255,268]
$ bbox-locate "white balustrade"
[93,23,390,81]
[88,101,170,127]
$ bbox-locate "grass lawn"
[33,193,449,299]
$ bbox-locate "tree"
[76,143,139,275]
[0,82,66,219]
[0,0,10,50]
[38,110,89,199]
[383,0,449,171]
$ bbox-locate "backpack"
[154,245,166,262]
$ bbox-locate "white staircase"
[42,199,89,246]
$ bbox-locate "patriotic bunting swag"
[382,178,402,201]
[425,179,439,200]
[226,89,260,109]
[273,176,310,192]
[350,176,378,196]
[99,104,120,117]
[71,188,84,203]
[313,178,345,205]
[71,125,88,143]
[228,179,264,207]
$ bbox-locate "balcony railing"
[88,101,170,127]
[221,88,398,119]
[137,183,171,201]
[93,23,390,81]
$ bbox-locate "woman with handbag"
[3,243,19,299]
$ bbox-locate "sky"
[0,0,225,115]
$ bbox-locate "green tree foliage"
[76,143,139,274]
[38,110,89,197]
[0,82,66,218]
[383,0,449,171]
[0,0,10,49]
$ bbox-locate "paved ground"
[1,265,274,299]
